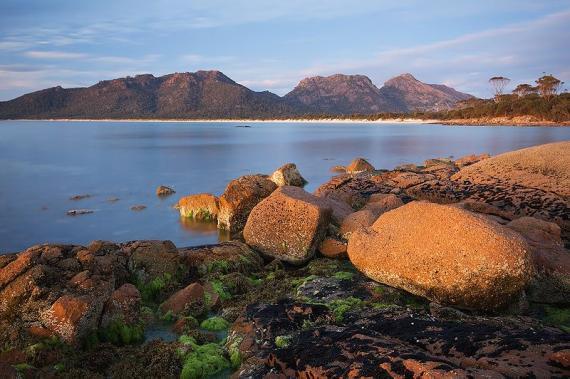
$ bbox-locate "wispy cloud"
[24,50,88,59]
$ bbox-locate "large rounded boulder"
[243,186,331,265]
[347,201,533,310]
[218,175,277,234]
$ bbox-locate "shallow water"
[0,120,568,253]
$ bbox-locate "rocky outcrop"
[270,163,307,187]
[177,193,219,220]
[244,186,332,264]
[453,141,570,199]
[348,201,533,309]
[234,300,570,378]
[217,174,277,234]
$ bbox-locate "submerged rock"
[244,186,331,265]
[156,185,176,197]
[348,201,533,310]
[270,163,307,187]
[130,205,147,211]
[217,174,277,234]
[177,193,219,221]
[66,209,94,216]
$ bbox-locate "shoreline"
[2,117,568,126]
[3,117,437,124]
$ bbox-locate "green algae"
[333,271,354,280]
[99,319,144,346]
[328,297,363,322]
[274,335,293,348]
[178,336,230,379]
[200,316,229,331]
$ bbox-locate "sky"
[0,0,569,100]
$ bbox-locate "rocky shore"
[1,142,569,378]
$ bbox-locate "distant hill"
[0,70,473,119]
[378,73,474,112]
[283,74,400,114]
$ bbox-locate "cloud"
[23,50,88,59]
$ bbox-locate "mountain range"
[0,71,473,119]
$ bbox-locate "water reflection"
[178,216,230,243]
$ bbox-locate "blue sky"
[0,0,568,100]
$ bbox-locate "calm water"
[0,120,569,253]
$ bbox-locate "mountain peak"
[0,70,473,118]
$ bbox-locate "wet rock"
[348,201,533,310]
[270,163,307,187]
[218,174,277,234]
[159,283,204,317]
[66,209,94,216]
[317,237,347,259]
[234,300,570,378]
[177,193,219,221]
[244,186,332,265]
[346,157,375,173]
[156,185,176,197]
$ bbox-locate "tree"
[489,76,510,98]
[535,74,564,99]
[512,83,537,97]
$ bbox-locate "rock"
[127,240,180,284]
[177,193,219,221]
[348,201,533,309]
[389,171,435,189]
[243,186,331,265]
[218,174,277,234]
[179,241,263,277]
[101,284,141,327]
[345,157,375,173]
[234,300,570,378]
[362,193,403,215]
[130,205,147,211]
[340,210,377,236]
[313,196,353,225]
[159,283,204,316]
[452,141,570,199]
[156,185,175,197]
[0,362,18,379]
[455,153,490,168]
[0,248,41,288]
[318,237,347,259]
[424,157,454,168]
[270,163,307,187]
[69,194,91,201]
[330,165,346,173]
[507,217,569,273]
[66,209,94,216]
[314,174,382,209]
[40,294,104,344]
